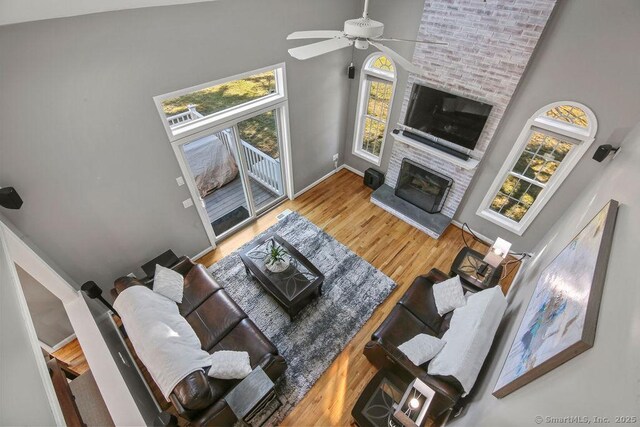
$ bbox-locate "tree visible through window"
[478,102,597,235]
[353,54,396,164]
[159,71,280,157]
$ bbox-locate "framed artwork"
[493,200,619,398]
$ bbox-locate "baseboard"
[341,164,364,177]
[294,168,339,198]
[47,333,77,353]
[294,164,365,199]
[193,245,214,262]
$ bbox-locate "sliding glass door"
[237,110,286,212]
[177,107,288,241]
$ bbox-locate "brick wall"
[386,0,556,219]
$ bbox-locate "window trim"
[352,53,397,166]
[153,63,287,142]
[477,101,597,235]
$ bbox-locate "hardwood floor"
[51,338,90,376]
[197,168,518,427]
[54,168,518,425]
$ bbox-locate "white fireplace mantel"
[391,132,480,171]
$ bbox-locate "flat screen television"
[404,84,492,151]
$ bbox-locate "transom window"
[154,64,286,141]
[352,54,396,166]
[478,102,597,235]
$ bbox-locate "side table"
[225,367,281,427]
[450,247,503,292]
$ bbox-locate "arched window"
[477,102,597,235]
[352,54,397,165]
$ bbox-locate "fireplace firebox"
[395,158,453,214]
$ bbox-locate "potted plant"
[264,242,290,273]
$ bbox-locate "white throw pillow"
[398,334,445,366]
[432,276,466,316]
[207,351,252,380]
[153,264,184,303]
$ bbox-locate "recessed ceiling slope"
[0,0,216,27]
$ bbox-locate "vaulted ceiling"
[0,0,216,26]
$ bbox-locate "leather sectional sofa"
[364,268,479,418]
[113,257,287,426]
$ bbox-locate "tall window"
[352,54,396,166]
[477,102,597,235]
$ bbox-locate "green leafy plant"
[266,244,287,266]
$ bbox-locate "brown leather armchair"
[113,257,287,426]
[363,269,478,418]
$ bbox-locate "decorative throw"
[113,285,211,399]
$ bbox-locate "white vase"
[265,256,290,273]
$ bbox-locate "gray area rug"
[208,211,396,425]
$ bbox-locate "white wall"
[453,122,640,426]
[0,228,59,426]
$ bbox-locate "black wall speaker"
[0,187,23,209]
[592,144,619,162]
[364,168,385,190]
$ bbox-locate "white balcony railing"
[240,140,283,196]
[171,107,283,196]
[167,104,204,128]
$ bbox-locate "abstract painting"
[493,200,618,397]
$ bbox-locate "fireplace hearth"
[395,158,453,214]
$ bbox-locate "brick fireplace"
[372,0,556,238]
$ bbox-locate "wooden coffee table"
[239,233,324,320]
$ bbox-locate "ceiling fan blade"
[369,41,425,75]
[288,38,353,60]
[287,30,344,40]
[375,37,448,46]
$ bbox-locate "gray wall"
[0,229,56,426]
[455,0,640,250]
[342,0,425,173]
[452,120,640,427]
[0,0,358,293]
[16,264,75,348]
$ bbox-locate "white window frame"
[153,64,294,247]
[352,53,397,166]
[477,101,597,235]
[153,63,288,142]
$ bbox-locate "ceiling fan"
[286,0,446,75]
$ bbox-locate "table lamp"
[477,237,511,276]
[393,378,435,427]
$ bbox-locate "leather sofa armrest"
[113,276,147,296]
[170,370,215,413]
[422,268,450,284]
[172,256,196,276]
[377,338,461,401]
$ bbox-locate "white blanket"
[113,286,212,399]
[427,286,507,396]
